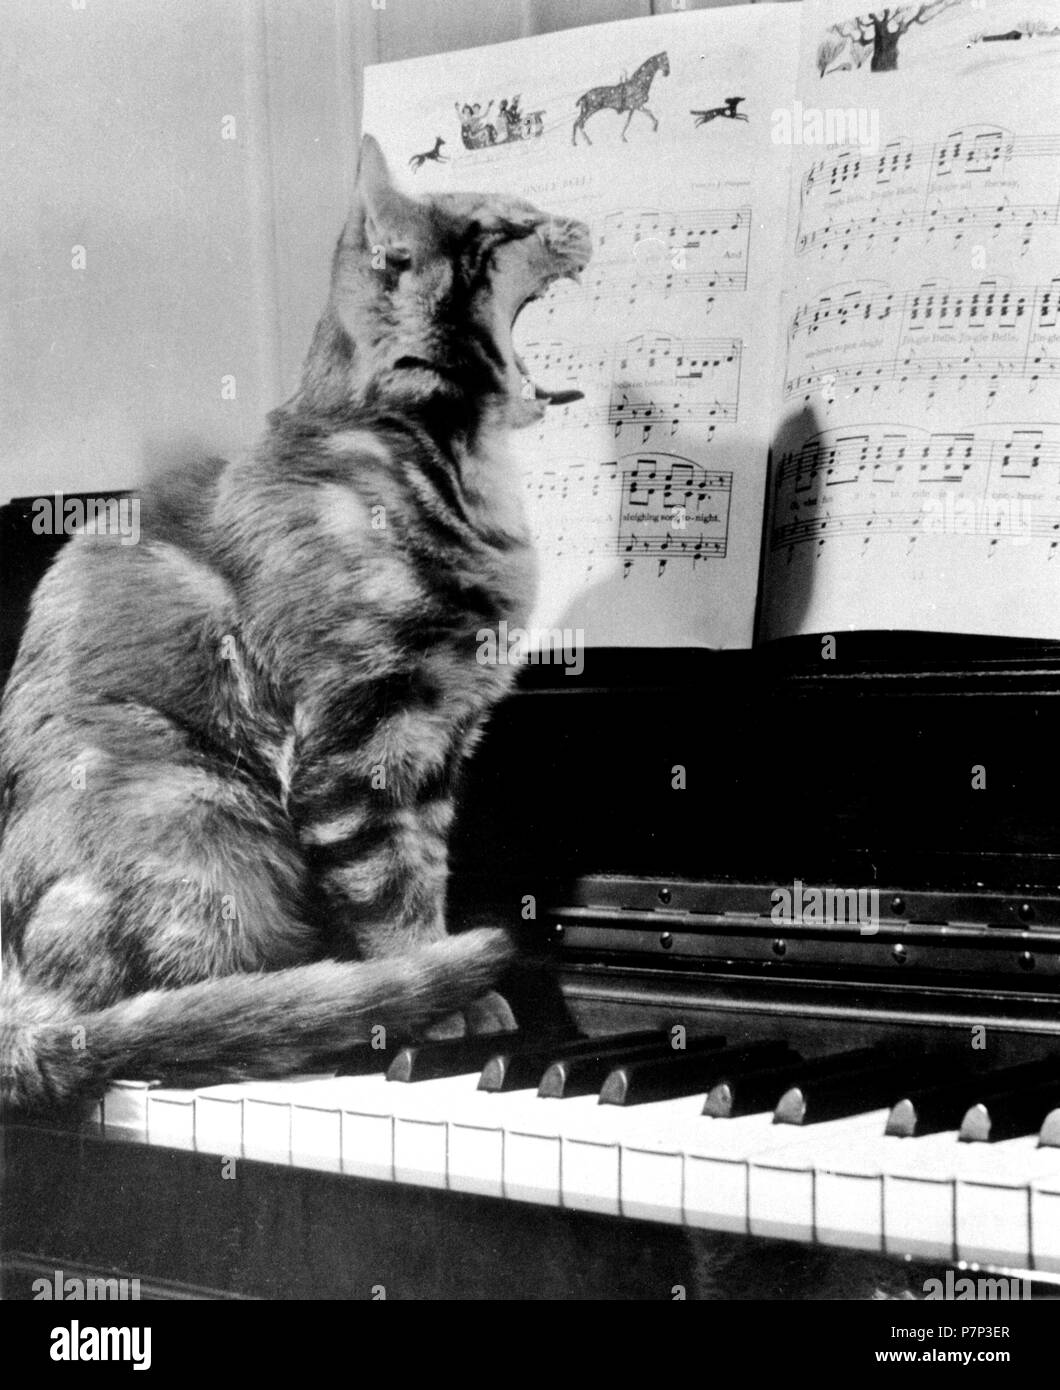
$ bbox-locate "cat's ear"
[355,134,394,207]
[351,134,414,264]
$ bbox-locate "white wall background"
[1,0,793,504]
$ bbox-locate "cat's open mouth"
[512,270,585,408]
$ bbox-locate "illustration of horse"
[408,136,448,171]
[571,51,670,146]
[691,96,747,126]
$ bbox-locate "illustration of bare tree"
[832,0,962,73]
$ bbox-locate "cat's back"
[1,455,237,769]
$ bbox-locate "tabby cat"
[0,135,592,1110]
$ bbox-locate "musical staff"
[522,453,733,578]
[784,351,1058,402]
[596,205,751,253]
[518,332,743,441]
[619,454,732,576]
[535,397,735,444]
[528,206,752,324]
[521,334,742,381]
[801,129,1060,203]
[769,423,1060,556]
[772,510,1060,548]
[536,262,745,321]
[773,425,1058,494]
[789,278,1060,342]
[617,532,727,571]
[796,201,1059,256]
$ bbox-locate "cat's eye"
[467,216,540,249]
[495,217,540,242]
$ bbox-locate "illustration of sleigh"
[456,97,545,150]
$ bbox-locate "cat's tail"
[0,928,512,1111]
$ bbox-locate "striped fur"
[0,136,592,1109]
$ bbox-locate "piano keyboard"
[82,1032,1060,1277]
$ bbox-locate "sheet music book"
[363,0,1060,647]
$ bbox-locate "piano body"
[3,494,1060,1300]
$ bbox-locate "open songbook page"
[363,0,1060,647]
[364,4,800,648]
[759,0,1060,642]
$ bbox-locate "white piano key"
[504,1105,564,1207]
[102,1079,158,1142]
[291,1086,344,1173]
[560,1100,623,1215]
[242,1081,296,1166]
[561,1092,716,1221]
[145,1088,196,1150]
[747,1111,890,1243]
[493,1090,620,1212]
[392,1074,483,1190]
[684,1112,780,1233]
[955,1137,1060,1268]
[445,1086,543,1199]
[337,1074,397,1182]
[617,1094,717,1225]
[1031,1172,1060,1274]
[882,1131,964,1261]
[447,1113,504,1197]
[193,1083,247,1156]
[622,1144,683,1225]
[814,1131,915,1253]
[205,1075,337,1167]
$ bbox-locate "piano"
[3,493,1060,1300]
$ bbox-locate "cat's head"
[304,135,592,429]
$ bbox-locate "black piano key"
[959,1077,1060,1143]
[386,1029,524,1083]
[332,1045,399,1077]
[538,1033,726,1099]
[887,1056,1060,1138]
[704,1046,885,1118]
[600,1041,792,1106]
[1040,1108,1060,1147]
[773,1052,962,1126]
[479,1031,665,1093]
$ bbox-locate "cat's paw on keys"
[467,989,518,1034]
[425,990,517,1040]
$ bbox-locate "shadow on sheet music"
[756,399,824,640]
[530,396,826,650]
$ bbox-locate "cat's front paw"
[425,990,517,1040]
[466,989,518,1035]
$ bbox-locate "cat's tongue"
[513,349,583,407]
